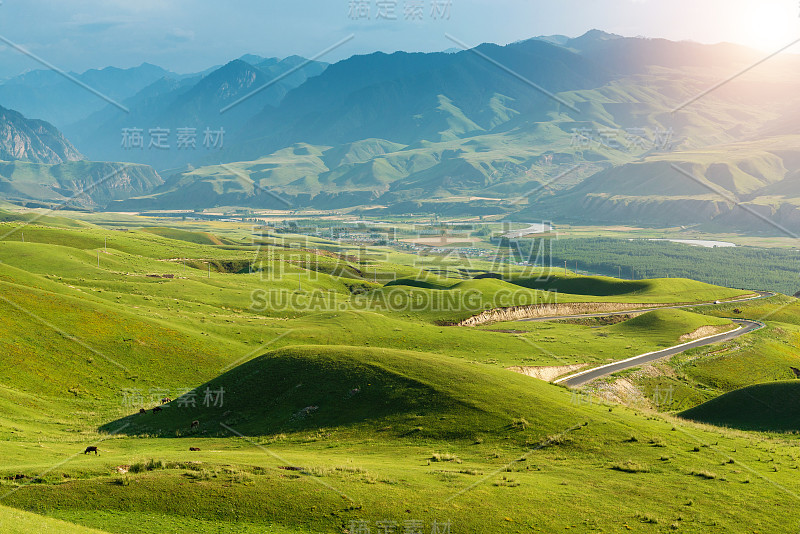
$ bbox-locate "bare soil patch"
[508,364,588,382]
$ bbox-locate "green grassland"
[1,216,799,532]
[0,504,111,534]
[477,309,735,367]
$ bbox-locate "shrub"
[539,434,573,447]
[611,461,649,473]
[510,418,530,429]
[129,459,164,473]
[635,513,659,524]
[430,453,461,463]
[493,475,520,487]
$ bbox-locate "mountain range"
[0,63,173,129]
[1,31,800,230]
[65,55,328,171]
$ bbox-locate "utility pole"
[97,251,100,267]
[104,237,107,253]
[21,232,23,243]
[207,263,210,279]
[564,260,567,276]
[618,266,621,279]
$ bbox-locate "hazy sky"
[0,0,798,78]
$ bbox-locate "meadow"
[1,211,799,533]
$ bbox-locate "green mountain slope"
[0,160,163,209]
[533,136,800,230]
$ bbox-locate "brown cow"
[189,447,201,452]
[139,408,146,414]
[152,406,163,413]
[84,446,98,455]
[190,420,199,429]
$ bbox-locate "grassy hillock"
[608,309,732,339]
[105,344,591,438]
[680,381,800,432]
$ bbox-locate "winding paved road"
[554,319,764,387]
[518,291,773,387]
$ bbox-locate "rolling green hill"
[680,381,800,432]
[104,344,588,438]
[607,308,732,338]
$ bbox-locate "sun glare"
[740,2,800,51]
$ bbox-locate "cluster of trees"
[529,238,799,295]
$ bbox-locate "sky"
[0,0,798,78]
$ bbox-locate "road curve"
[554,319,765,387]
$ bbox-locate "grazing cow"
[84,446,98,455]
[189,447,201,451]
[161,397,171,404]
[139,408,146,414]
[790,367,800,379]
[190,420,199,429]
[152,406,163,413]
